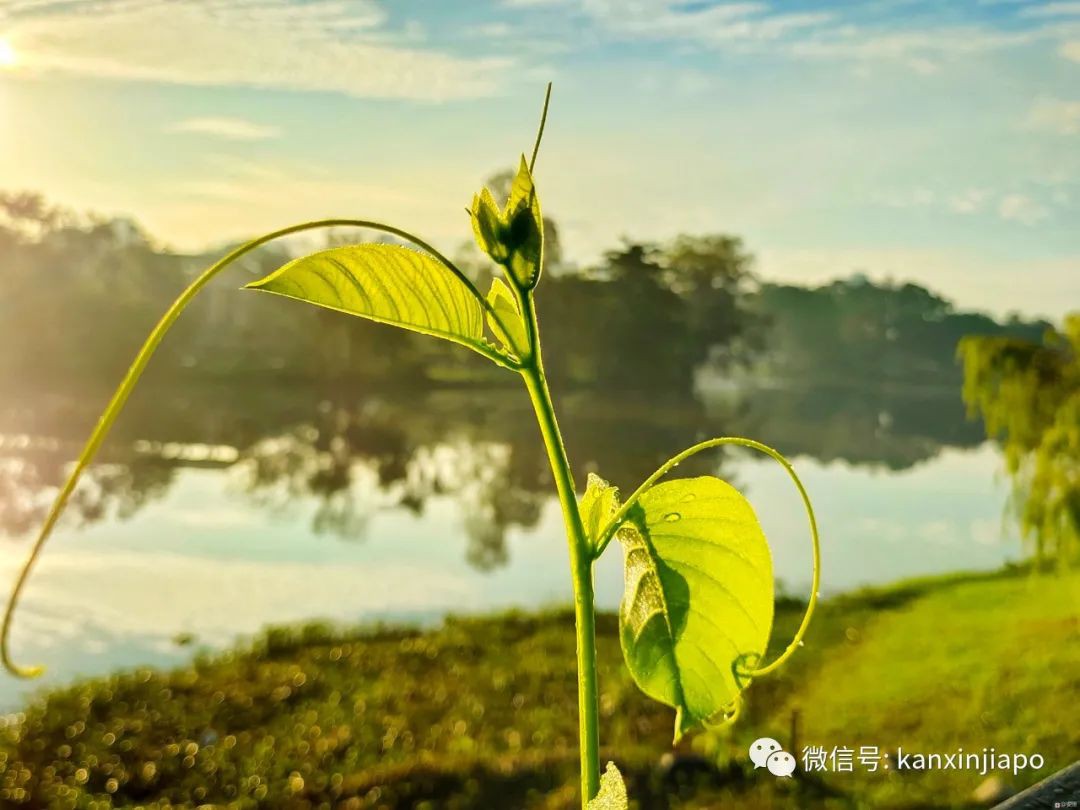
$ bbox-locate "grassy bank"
[1,567,1076,808]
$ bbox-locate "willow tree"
[958,313,1079,567]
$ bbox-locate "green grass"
[1,567,1076,809]
[727,567,1080,808]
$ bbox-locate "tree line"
[4,188,1073,568]
[0,190,1049,394]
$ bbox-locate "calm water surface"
[0,381,1020,708]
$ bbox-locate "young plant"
[2,86,820,808]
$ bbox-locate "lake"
[0,376,1021,709]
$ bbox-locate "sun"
[0,38,17,69]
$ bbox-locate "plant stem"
[519,296,601,806]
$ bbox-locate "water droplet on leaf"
[663,512,681,522]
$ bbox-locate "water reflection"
[1,373,984,571]
[215,387,725,571]
[728,380,985,470]
[0,445,176,537]
[0,376,1025,711]
[237,420,545,571]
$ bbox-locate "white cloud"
[501,0,1044,71]
[1026,97,1080,134]
[503,0,831,45]
[870,187,1064,225]
[1018,1,1080,16]
[5,0,509,100]
[787,26,1037,71]
[874,187,937,209]
[949,189,990,214]
[611,4,831,44]
[474,22,514,37]
[998,193,1049,224]
[168,117,281,141]
[1061,40,1080,61]
[874,187,993,215]
[503,0,574,6]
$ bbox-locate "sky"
[0,0,1077,320]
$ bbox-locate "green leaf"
[246,243,497,359]
[486,277,528,356]
[470,188,507,264]
[616,476,774,742]
[587,762,628,810]
[469,156,544,291]
[503,156,543,289]
[581,473,619,551]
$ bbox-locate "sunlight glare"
[0,38,17,69]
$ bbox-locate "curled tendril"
[593,436,821,678]
[704,694,743,729]
[2,82,562,679]
[1,218,503,678]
